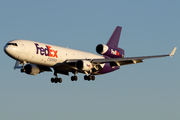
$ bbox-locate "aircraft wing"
[91,47,177,66]
[92,54,166,66]
[64,47,176,72]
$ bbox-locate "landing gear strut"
[51,69,62,83]
[84,75,95,81]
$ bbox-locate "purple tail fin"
[96,26,124,58]
[106,26,122,47]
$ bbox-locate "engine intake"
[96,44,124,58]
[76,60,93,71]
[24,64,40,75]
[96,44,109,55]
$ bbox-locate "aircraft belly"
[53,63,76,71]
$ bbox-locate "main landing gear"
[71,71,78,81]
[51,69,95,83]
[51,78,62,83]
[51,70,78,83]
[51,70,62,83]
[71,76,78,81]
[84,75,95,81]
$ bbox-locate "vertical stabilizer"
[106,26,122,47]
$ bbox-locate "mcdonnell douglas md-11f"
[4,26,177,83]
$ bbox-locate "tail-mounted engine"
[96,44,124,58]
[23,64,41,75]
[76,60,93,71]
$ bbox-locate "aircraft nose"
[4,43,18,59]
[4,43,13,57]
[4,44,9,55]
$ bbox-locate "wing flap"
[109,59,143,67]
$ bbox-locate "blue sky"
[0,0,179,120]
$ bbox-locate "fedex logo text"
[35,43,58,58]
[111,49,120,56]
[87,64,91,68]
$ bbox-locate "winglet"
[170,47,177,57]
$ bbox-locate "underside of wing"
[53,59,104,75]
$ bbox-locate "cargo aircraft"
[4,26,177,83]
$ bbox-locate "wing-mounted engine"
[76,60,93,71]
[76,60,103,75]
[22,64,52,75]
[96,44,124,58]
[23,64,41,75]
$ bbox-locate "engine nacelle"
[76,60,93,71]
[96,44,124,58]
[96,44,109,55]
[24,64,40,75]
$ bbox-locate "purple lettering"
[35,43,49,56]
[40,47,45,55]
[44,46,49,56]
[34,43,57,58]
[35,43,41,54]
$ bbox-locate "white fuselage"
[4,39,104,67]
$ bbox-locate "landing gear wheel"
[88,75,92,81]
[51,77,62,83]
[21,69,25,73]
[71,76,78,81]
[51,69,63,83]
[84,75,88,80]
[74,76,77,81]
[92,76,95,81]
[55,78,58,83]
[71,76,74,81]
[84,75,95,81]
[51,78,55,83]
[59,78,62,83]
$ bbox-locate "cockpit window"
[7,43,18,46]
